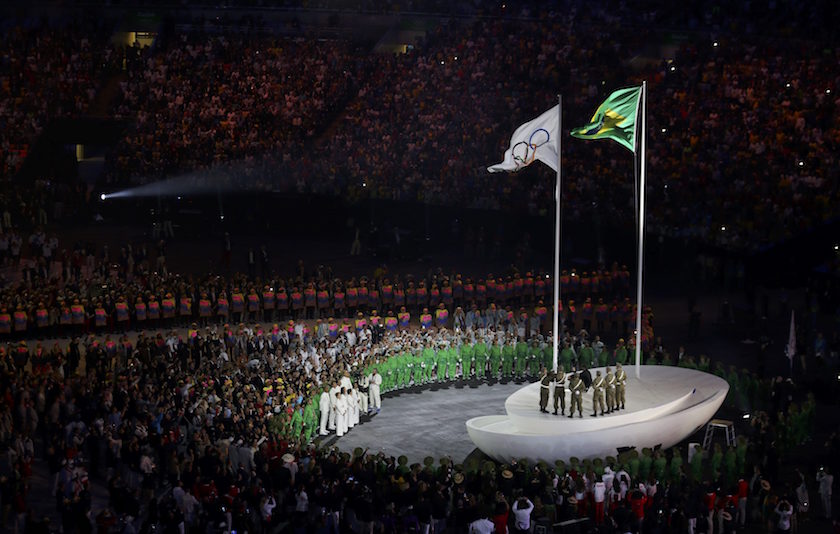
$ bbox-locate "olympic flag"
[570,86,641,152]
[487,105,559,173]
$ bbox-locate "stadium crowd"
[90,14,838,252]
[0,276,832,534]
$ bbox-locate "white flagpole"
[634,82,647,378]
[552,95,562,372]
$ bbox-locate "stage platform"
[467,366,729,462]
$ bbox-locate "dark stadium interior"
[0,0,839,533]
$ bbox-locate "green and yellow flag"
[571,86,642,152]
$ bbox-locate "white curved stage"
[466,366,728,462]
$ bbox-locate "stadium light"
[100,193,107,201]
[713,41,719,47]
[720,225,726,231]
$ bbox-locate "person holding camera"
[774,500,793,533]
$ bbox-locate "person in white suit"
[348,387,358,429]
[369,368,382,413]
[336,391,348,437]
[318,385,331,436]
[328,380,340,431]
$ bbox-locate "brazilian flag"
[571,86,641,152]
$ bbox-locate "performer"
[369,368,382,413]
[328,380,340,431]
[319,385,331,435]
[569,372,584,418]
[539,369,551,413]
[591,370,606,417]
[616,363,627,409]
[553,367,566,416]
[605,366,616,414]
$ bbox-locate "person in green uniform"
[303,395,318,443]
[423,345,436,383]
[474,339,488,378]
[514,340,527,378]
[502,338,515,378]
[614,339,628,365]
[461,342,475,378]
[382,354,395,392]
[560,341,575,372]
[569,372,584,418]
[290,405,304,441]
[690,445,704,481]
[539,368,552,413]
[553,367,566,415]
[579,341,595,369]
[489,340,502,379]
[436,345,448,381]
[396,351,409,389]
[541,342,553,371]
[412,348,424,385]
[449,345,460,380]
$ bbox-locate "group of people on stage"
[539,363,628,418]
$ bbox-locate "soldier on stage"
[553,366,566,415]
[539,368,552,413]
[605,366,616,413]
[569,372,585,418]
[615,362,627,409]
[591,370,606,417]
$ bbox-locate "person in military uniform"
[568,372,585,418]
[539,368,552,413]
[553,367,566,415]
[615,363,627,409]
[605,366,616,413]
[591,370,606,417]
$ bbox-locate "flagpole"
[634,81,647,379]
[552,95,562,372]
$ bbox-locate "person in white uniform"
[369,368,382,413]
[318,385,331,436]
[348,387,359,429]
[336,391,348,437]
[328,381,340,431]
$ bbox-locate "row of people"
[0,267,638,338]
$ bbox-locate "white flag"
[785,311,796,365]
[488,105,559,173]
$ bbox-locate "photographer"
[774,499,793,533]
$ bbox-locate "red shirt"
[492,510,509,534]
[629,492,647,519]
[737,479,749,499]
[704,491,717,511]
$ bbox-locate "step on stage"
[466,366,729,462]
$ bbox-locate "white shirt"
[512,498,534,530]
[371,372,382,387]
[319,392,330,413]
[594,481,607,503]
[468,518,495,534]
